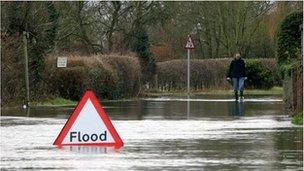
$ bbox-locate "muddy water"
[1,95,303,170]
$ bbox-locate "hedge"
[45,54,141,100]
[246,60,274,89]
[156,58,280,90]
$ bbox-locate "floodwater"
[1,95,303,170]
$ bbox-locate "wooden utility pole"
[23,31,30,108]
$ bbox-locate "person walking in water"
[226,52,247,101]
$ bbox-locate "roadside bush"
[277,11,302,76]
[45,54,141,100]
[49,67,87,100]
[86,64,119,100]
[246,60,274,89]
[156,58,278,90]
[157,59,230,90]
[103,55,141,97]
[259,58,281,86]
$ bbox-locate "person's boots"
[234,90,238,101]
[240,90,244,100]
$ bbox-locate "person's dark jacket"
[226,58,246,78]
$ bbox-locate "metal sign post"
[187,49,190,119]
[187,49,190,98]
[185,35,195,119]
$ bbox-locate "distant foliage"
[156,58,279,90]
[131,28,156,84]
[46,1,59,50]
[5,2,59,84]
[277,11,302,76]
[151,43,176,62]
[1,2,60,104]
[246,60,274,89]
[1,34,25,105]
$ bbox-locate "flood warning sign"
[53,90,123,148]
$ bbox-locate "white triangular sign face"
[54,91,123,148]
[185,36,194,49]
[62,99,115,144]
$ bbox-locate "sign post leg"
[187,49,190,119]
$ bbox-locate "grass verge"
[292,112,303,125]
[32,97,77,106]
[31,97,140,107]
[143,87,283,97]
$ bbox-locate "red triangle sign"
[53,90,123,149]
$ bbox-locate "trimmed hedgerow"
[45,54,141,100]
[156,58,279,90]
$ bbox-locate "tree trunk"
[107,1,121,53]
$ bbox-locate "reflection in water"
[230,101,245,118]
[2,96,284,120]
[26,107,30,117]
[58,146,118,154]
[187,99,190,119]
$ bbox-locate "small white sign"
[57,57,67,68]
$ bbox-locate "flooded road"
[1,95,303,170]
